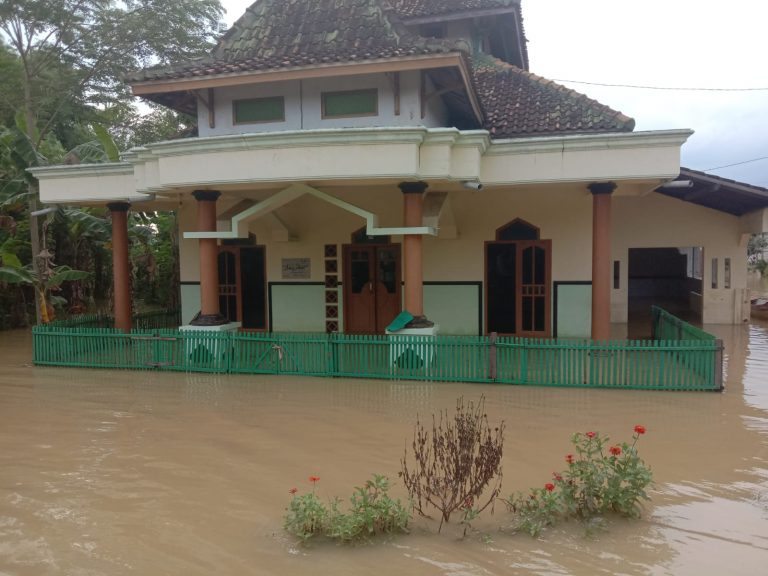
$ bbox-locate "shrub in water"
[284,474,410,543]
[506,426,652,536]
[400,396,505,531]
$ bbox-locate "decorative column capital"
[398,181,428,195]
[192,190,221,202]
[588,182,617,195]
[106,201,130,212]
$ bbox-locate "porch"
[32,307,723,391]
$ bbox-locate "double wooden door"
[342,244,401,334]
[485,240,551,336]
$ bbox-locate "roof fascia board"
[399,7,517,25]
[131,53,465,96]
[486,129,693,155]
[455,57,484,124]
[680,169,768,199]
[28,163,133,179]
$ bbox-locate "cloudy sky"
[219,0,768,187]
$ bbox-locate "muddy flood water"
[1,324,767,576]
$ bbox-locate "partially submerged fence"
[32,308,723,391]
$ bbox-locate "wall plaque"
[282,258,311,279]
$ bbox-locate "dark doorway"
[485,240,551,336]
[627,247,703,337]
[342,244,401,334]
[217,245,267,330]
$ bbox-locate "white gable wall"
[197,71,448,137]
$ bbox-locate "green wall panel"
[424,284,480,335]
[271,284,325,332]
[556,283,591,338]
[180,283,201,325]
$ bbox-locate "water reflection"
[0,324,766,575]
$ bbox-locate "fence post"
[488,332,497,381]
[714,338,724,391]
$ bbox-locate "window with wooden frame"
[233,96,285,124]
[321,89,378,119]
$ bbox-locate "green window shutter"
[233,97,285,124]
[322,89,378,118]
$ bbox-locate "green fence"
[32,312,723,391]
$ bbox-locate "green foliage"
[506,427,653,537]
[400,396,505,531]
[284,475,411,544]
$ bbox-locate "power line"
[705,156,768,171]
[552,79,768,92]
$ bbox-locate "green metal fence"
[32,310,723,391]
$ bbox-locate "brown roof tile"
[390,0,518,19]
[129,0,461,83]
[472,58,635,138]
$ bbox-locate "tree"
[0,0,223,322]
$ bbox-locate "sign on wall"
[282,258,311,279]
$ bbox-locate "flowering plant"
[506,426,652,536]
[284,474,411,543]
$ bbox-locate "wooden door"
[217,245,267,331]
[343,244,401,334]
[485,240,551,337]
[517,240,551,337]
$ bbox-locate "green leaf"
[0,266,34,285]
[46,266,90,288]
[0,253,22,268]
[92,124,120,162]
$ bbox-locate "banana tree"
[0,260,89,323]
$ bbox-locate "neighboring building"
[29,0,768,339]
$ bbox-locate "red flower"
[464,496,474,508]
[309,476,320,483]
[544,483,555,492]
[634,425,646,435]
[289,487,298,495]
[586,431,596,439]
[552,472,563,481]
[609,445,622,456]
[566,454,575,464]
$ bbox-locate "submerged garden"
[284,397,652,544]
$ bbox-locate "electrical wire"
[705,156,768,172]
[551,79,768,92]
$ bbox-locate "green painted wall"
[180,283,201,325]
[424,284,480,335]
[271,284,326,332]
[556,284,591,338]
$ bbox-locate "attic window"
[233,96,285,124]
[419,23,446,38]
[322,89,378,119]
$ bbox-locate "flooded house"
[28,0,768,388]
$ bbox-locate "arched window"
[496,218,540,241]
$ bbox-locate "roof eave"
[130,53,467,96]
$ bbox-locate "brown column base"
[190,312,229,327]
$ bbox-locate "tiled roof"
[655,167,768,216]
[390,0,518,19]
[472,58,635,138]
[129,0,461,83]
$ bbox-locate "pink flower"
[552,472,563,482]
[566,454,575,464]
[544,483,555,492]
[586,431,596,439]
[309,476,320,484]
[289,487,298,495]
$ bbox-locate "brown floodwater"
[1,323,767,576]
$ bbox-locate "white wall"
[197,71,447,137]
[177,185,750,333]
